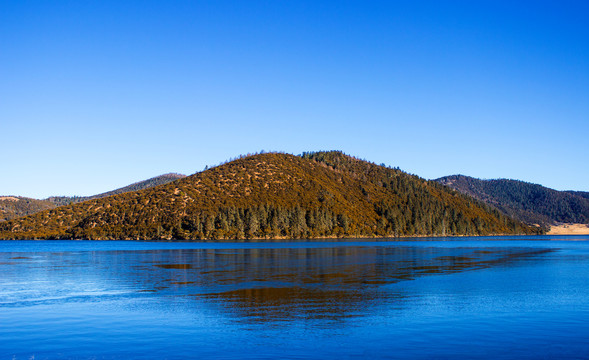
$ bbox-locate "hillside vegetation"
[436,175,589,226]
[46,173,186,206]
[0,197,56,222]
[0,152,539,240]
[565,191,589,201]
[1,173,185,223]
[0,152,538,239]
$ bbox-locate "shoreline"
[2,233,577,243]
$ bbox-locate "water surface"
[1,236,588,359]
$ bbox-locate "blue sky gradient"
[2,1,588,198]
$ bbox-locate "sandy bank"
[548,223,589,235]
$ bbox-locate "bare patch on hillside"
[548,223,589,235]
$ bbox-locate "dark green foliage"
[0,152,540,240]
[436,175,589,226]
[565,191,589,201]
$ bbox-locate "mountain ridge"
[0,173,186,222]
[0,152,539,240]
[435,174,589,226]
[0,196,56,222]
[45,173,186,206]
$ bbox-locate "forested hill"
[45,173,186,206]
[0,152,539,240]
[435,175,589,226]
[0,173,185,222]
[565,191,589,201]
[0,197,55,222]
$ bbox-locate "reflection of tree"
[1,245,553,324]
[87,245,553,323]
[201,286,399,323]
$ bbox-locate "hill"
[564,191,589,201]
[0,173,185,222]
[0,152,539,240]
[0,196,56,222]
[435,175,589,226]
[46,173,186,206]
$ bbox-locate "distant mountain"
[0,173,186,222]
[46,173,186,206]
[435,175,589,226]
[564,191,589,201]
[0,196,55,222]
[0,152,539,240]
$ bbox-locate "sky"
[1,0,588,198]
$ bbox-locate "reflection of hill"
[72,245,550,323]
[2,244,554,322]
[202,287,385,322]
[193,247,553,322]
[8,243,551,323]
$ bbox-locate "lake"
[1,236,588,359]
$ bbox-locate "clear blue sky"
[2,1,588,198]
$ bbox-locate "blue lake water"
[1,236,588,359]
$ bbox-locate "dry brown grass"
[548,223,589,235]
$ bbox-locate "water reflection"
[190,247,553,322]
[0,245,554,323]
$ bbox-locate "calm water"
[1,236,588,359]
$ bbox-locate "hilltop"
[0,152,539,240]
[435,175,589,227]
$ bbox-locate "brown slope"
[302,151,538,235]
[45,173,186,206]
[0,153,378,239]
[0,196,56,222]
[0,152,538,240]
